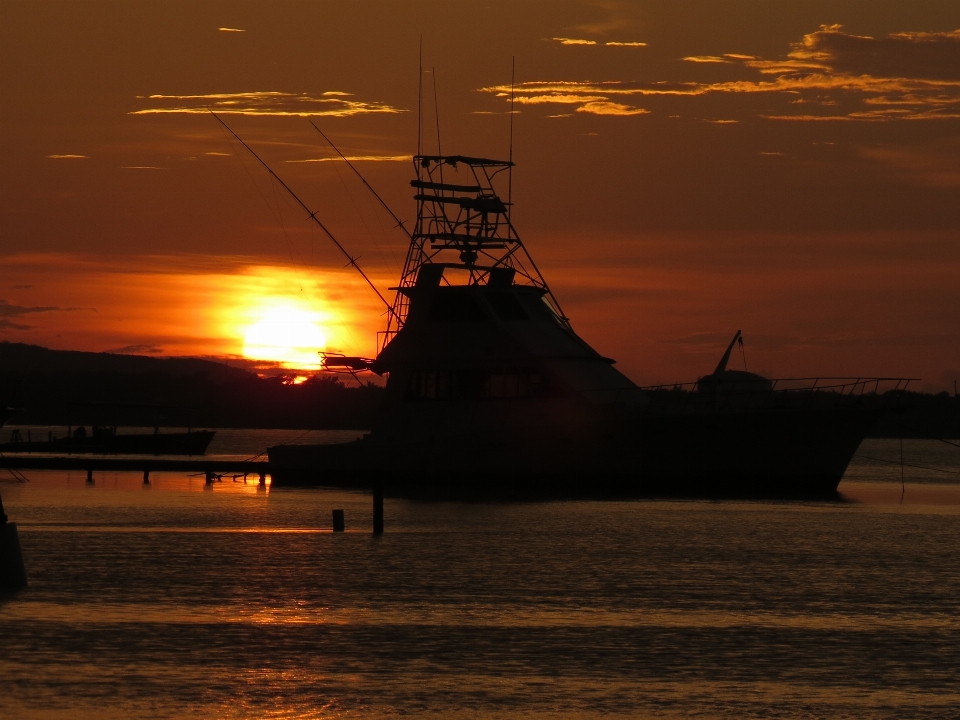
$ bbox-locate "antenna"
[211,112,394,317]
[432,67,442,157]
[417,37,423,160]
[508,56,515,223]
[308,121,412,240]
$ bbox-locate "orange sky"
[1,1,959,390]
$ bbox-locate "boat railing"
[634,377,918,415]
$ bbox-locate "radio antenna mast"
[508,56,515,223]
[417,37,423,159]
[211,112,394,316]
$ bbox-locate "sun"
[242,305,327,368]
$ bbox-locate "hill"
[0,342,383,429]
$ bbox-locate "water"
[2,433,959,719]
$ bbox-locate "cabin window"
[484,372,542,398]
[485,292,528,321]
[407,369,545,401]
[408,370,453,400]
[428,292,487,322]
[518,294,559,322]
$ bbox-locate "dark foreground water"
[2,432,959,719]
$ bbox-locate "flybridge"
[410,155,514,267]
[382,153,567,348]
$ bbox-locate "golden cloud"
[513,93,610,105]
[132,91,404,118]
[47,154,87,159]
[552,37,597,46]
[286,155,412,163]
[482,26,960,122]
[576,101,649,116]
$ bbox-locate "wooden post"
[373,486,383,535]
[205,471,215,486]
[143,470,150,485]
[258,473,266,488]
[86,468,94,484]
[332,509,345,532]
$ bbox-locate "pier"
[0,456,385,531]
[0,456,269,480]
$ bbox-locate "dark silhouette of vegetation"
[0,342,383,429]
[1,342,956,436]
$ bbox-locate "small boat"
[0,426,215,455]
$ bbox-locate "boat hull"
[267,406,878,499]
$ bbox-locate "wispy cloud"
[577,101,649,116]
[549,37,645,48]
[683,56,731,64]
[218,27,245,33]
[286,155,412,163]
[132,91,404,118]
[47,154,86,159]
[109,344,164,354]
[484,25,960,122]
[121,166,166,170]
[0,299,59,330]
[551,37,597,46]
[859,143,960,188]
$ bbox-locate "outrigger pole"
[308,120,413,240]
[211,111,394,317]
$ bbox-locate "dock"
[0,456,269,485]
[0,456,384,532]
[0,456,267,475]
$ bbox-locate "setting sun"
[242,305,327,368]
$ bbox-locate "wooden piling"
[332,509,345,532]
[373,486,383,535]
[143,470,150,485]
[86,468,94,484]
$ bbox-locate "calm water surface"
[2,432,959,719]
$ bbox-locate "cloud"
[859,143,960,188]
[47,154,86,159]
[684,56,731,64]
[109,344,164,354]
[132,91,405,118]
[218,27,245,33]
[121,166,166,169]
[482,26,960,122]
[576,101,649,116]
[0,299,58,330]
[286,155,412,163]
[550,38,646,48]
[513,93,610,105]
[551,37,597,46]
[793,25,960,81]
